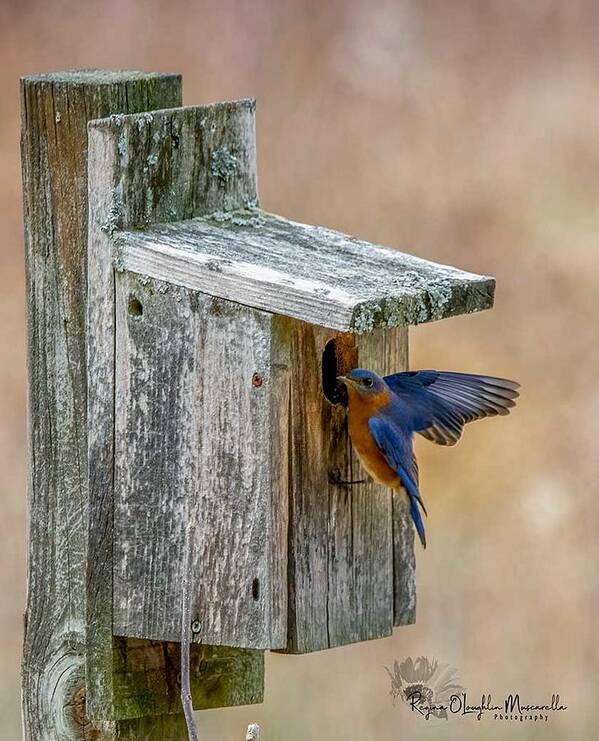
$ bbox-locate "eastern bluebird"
[337,368,520,548]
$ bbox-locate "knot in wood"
[71,686,87,727]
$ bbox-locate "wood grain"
[285,323,414,652]
[111,274,288,649]
[20,69,186,740]
[110,639,263,720]
[115,209,496,332]
[87,98,265,721]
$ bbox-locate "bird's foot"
[328,472,368,487]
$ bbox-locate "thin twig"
[181,519,199,741]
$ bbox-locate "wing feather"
[384,370,520,446]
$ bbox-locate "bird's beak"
[337,375,355,388]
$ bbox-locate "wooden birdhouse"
[83,87,494,720]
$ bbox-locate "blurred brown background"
[1,1,597,738]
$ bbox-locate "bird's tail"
[409,494,427,549]
[397,462,428,549]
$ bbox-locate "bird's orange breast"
[346,387,401,489]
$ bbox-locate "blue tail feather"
[399,464,427,549]
[409,493,427,549]
[369,415,428,548]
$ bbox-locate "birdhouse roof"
[115,209,494,333]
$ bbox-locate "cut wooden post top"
[114,209,494,333]
[23,69,180,84]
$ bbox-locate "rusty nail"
[251,373,263,388]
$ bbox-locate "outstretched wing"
[383,370,520,446]
[368,416,427,548]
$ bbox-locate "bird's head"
[337,368,387,398]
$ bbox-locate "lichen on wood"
[87,91,266,725]
[20,69,186,741]
[111,273,289,649]
[115,209,495,333]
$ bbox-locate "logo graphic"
[385,656,464,719]
[385,656,567,723]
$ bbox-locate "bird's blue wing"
[383,370,520,446]
[368,415,427,548]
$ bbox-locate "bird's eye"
[363,377,373,388]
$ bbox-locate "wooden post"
[21,69,181,740]
[20,70,262,741]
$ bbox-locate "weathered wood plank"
[358,327,416,627]
[90,100,257,228]
[392,490,417,626]
[87,98,265,720]
[284,322,414,652]
[111,640,264,719]
[20,69,187,741]
[111,273,288,649]
[115,209,495,332]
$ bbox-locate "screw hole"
[128,296,143,317]
[172,133,180,149]
[252,577,260,601]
